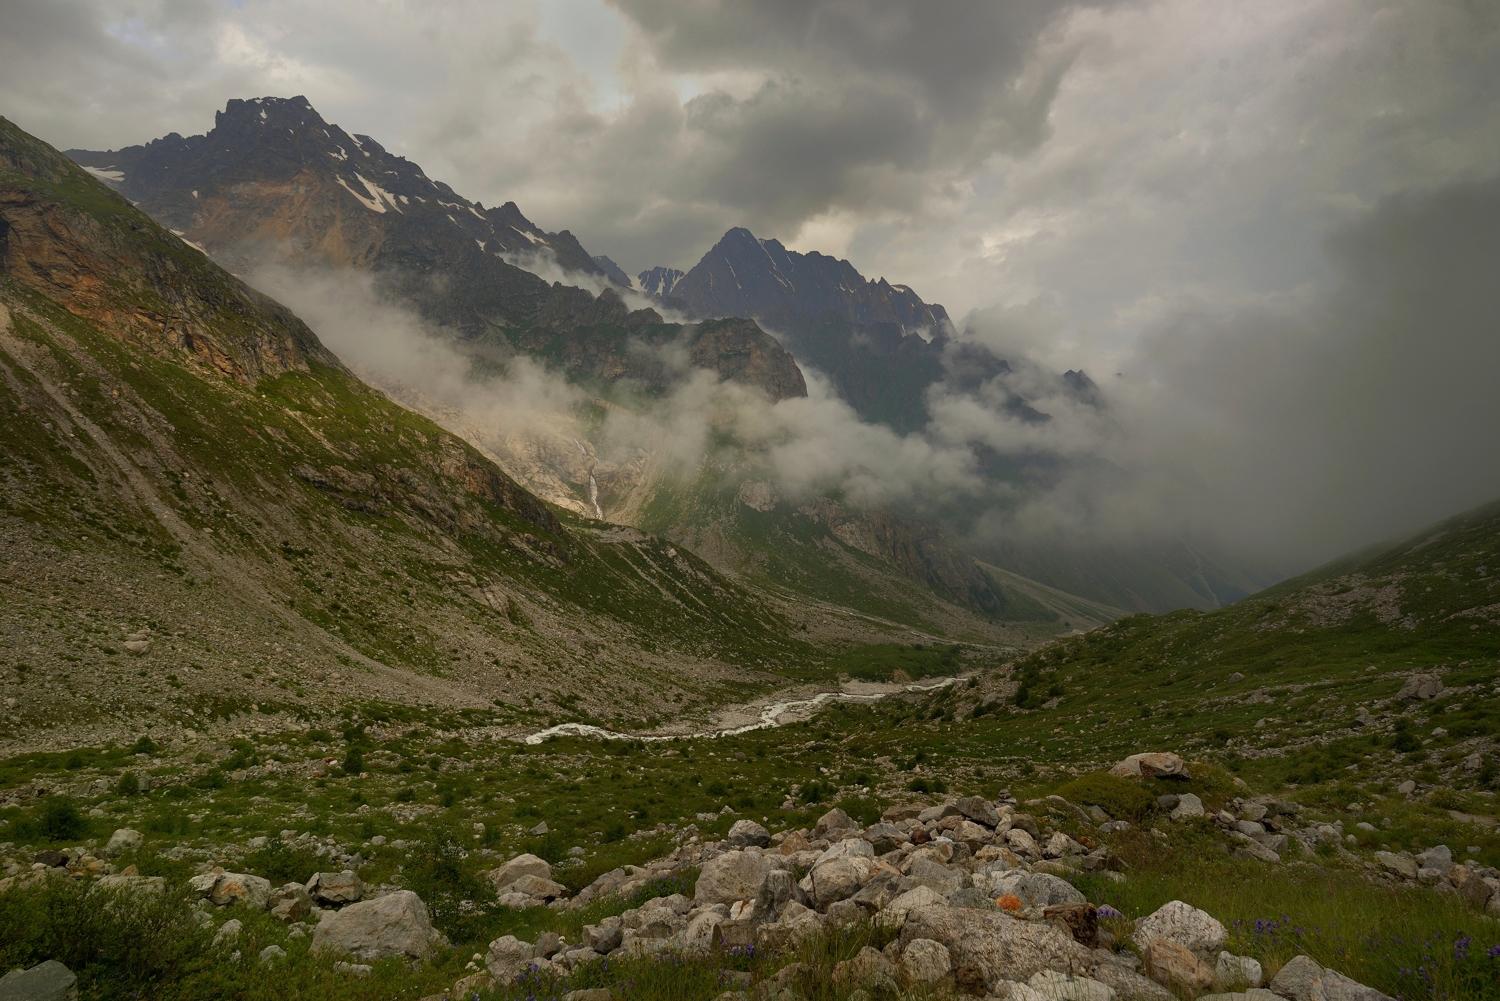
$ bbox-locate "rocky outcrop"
[1,115,343,385]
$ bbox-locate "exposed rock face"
[310,889,439,962]
[2,115,343,385]
[65,99,806,403]
[665,227,950,432]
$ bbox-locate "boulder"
[307,870,364,904]
[956,796,1001,828]
[1007,828,1040,855]
[506,874,569,899]
[919,804,962,823]
[754,869,809,925]
[208,873,272,909]
[1269,955,1394,1001]
[486,935,539,984]
[778,831,812,855]
[899,905,1094,992]
[1459,871,1496,909]
[901,938,952,985]
[882,885,949,924]
[268,882,313,921]
[1110,753,1189,780]
[103,829,143,856]
[1215,953,1264,990]
[754,900,823,953]
[955,820,996,850]
[1028,970,1117,1001]
[1170,794,1206,821]
[311,890,439,962]
[0,960,77,1001]
[727,820,771,848]
[810,857,871,910]
[991,872,1087,910]
[1397,674,1443,700]
[851,871,901,913]
[1044,832,1085,858]
[813,807,858,840]
[1374,852,1417,878]
[1043,902,1099,946]
[696,851,776,905]
[490,853,552,890]
[815,838,875,866]
[833,946,898,992]
[1090,965,1176,1001]
[863,823,908,854]
[1415,846,1453,870]
[1143,938,1214,997]
[1133,900,1226,961]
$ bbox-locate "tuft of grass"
[1053,771,1156,820]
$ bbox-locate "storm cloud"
[2,0,1498,573]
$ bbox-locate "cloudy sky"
[4,0,1499,566]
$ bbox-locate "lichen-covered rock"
[900,938,952,985]
[486,935,540,983]
[695,851,776,906]
[1132,900,1227,960]
[311,890,439,962]
[1028,970,1118,1001]
[1110,753,1189,779]
[0,960,77,1001]
[489,853,552,891]
[307,870,363,904]
[1090,965,1176,1001]
[990,872,1086,911]
[1269,955,1394,1001]
[1143,938,1214,997]
[899,905,1093,992]
[727,820,771,848]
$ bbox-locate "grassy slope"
[0,117,861,753]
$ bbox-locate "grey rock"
[863,823,908,854]
[491,853,552,890]
[900,905,1093,992]
[1416,845,1453,870]
[0,960,77,1001]
[307,870,363,904]
[812,808,858,840]
[901,938,952,984]
[213,919,243,945]
[949,887,1002,910]
[1089,965,1175,1001]
[1270,955,1394,1001]
[258,945,286,965]
[529,821,549,836]
[991,871,1086,910]
[1132,900,1227,961]
[696,850,776,905]
[311,890,439,962]
[1028,970,1117,1001]
[1374,851,1417,878]
[727,820,771,848]
[103,829,143,856]
[956,796,1001,828]
[1215,952,1264,990]
[810,857,871,909]
[1397,674,1443,700]
[1170,794,1205,821]
[486,935,540,983]
[754,868,810,925]
[268,882,313,922]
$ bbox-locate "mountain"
[659,227,953,432]
[638,266,685,299]
[592,255,632,287]
[0,114,930,751]
[67,97,803,403]
[68,96,607,280]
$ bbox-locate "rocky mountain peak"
[638,266,686,298]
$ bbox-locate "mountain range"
[64,96,1275,618]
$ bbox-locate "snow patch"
[81,165,124,185]
[169,230,210,256]
[512,226,541,245]
[334,173,403,214]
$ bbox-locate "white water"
[521,678,954,745]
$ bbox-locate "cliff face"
[2,116,340,385]
[659,227,952,432]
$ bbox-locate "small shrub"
[243,839,323,884]
[114,771,140,796]
[342,746,365,774]
[30,797,89,842]
[128,736,157,756]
